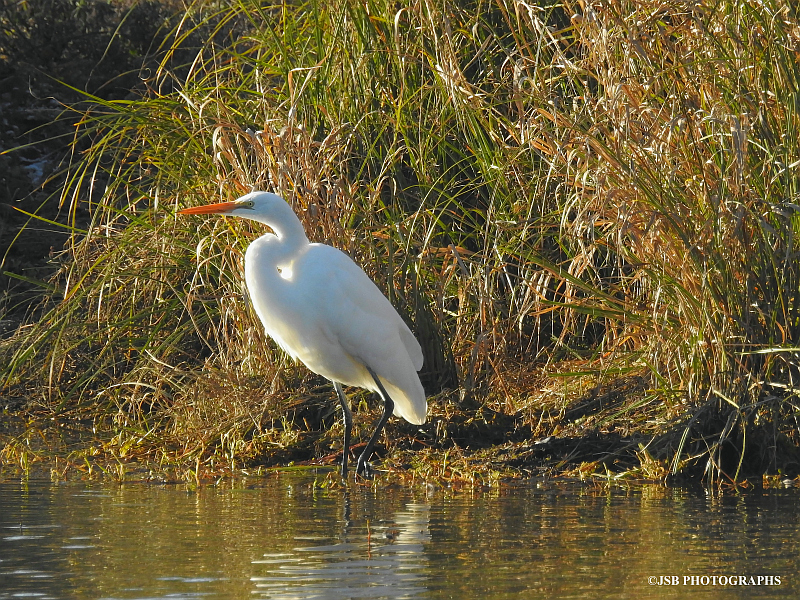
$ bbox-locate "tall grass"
[554,0,800,478]
[3,0,799,482]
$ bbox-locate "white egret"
[178,191,426,477]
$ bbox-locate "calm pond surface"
[0,472,797,599]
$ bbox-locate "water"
[0,474,797,599]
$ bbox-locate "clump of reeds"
[549,0,800,480]
[2,0,799,484]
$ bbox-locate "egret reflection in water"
[250,499,431,599]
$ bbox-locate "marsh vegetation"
[2,0,800,486]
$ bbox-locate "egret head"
[178,191,278,219]
[178,192,305,238]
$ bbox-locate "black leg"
[334,381,352,478]
[356,366,395,478]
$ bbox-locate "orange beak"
[178,201,239,215]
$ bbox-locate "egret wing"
[305,244,423,369]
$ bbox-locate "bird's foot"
[355,457,374,479]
